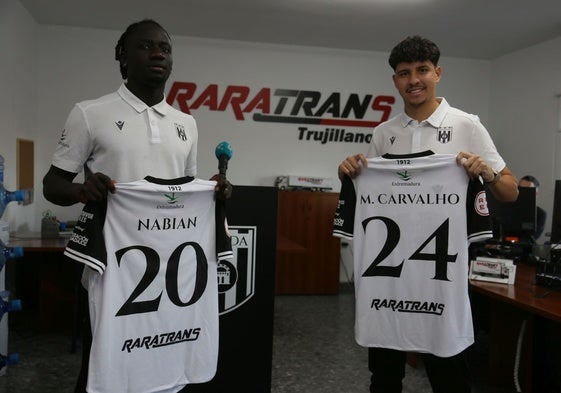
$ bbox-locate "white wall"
[4,0,560,292]
[5,0,561,263]
[0,0,37,232]
[29,24,491,228]
[19,2,561,285]
[0,0,37,365]
[490,36,561,242]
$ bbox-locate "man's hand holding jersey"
[338,153,368,180]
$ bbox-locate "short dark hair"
[388,36,440,71]
[114,19,171,80]
[521,175,540,188]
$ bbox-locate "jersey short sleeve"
[63,199,108,273]
[332,175,356,240]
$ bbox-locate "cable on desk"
[513,318,527,393]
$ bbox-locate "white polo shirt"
[52,84,197,182]
[367,98,506,172]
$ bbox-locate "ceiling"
[19,0,561,60]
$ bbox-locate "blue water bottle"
[0,241,23,272]
[0,155,26,218]
[0,290,22,322]
[0,183,25,219]
[0,352,19,371]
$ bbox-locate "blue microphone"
[215,141,233,175]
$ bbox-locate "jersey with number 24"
[333,153,491,357]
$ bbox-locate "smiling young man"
[336,36,518,393]
[339,36,517,202]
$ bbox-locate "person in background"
[42,19,230,392]
[337,35,518,393]
[519,175,546,240]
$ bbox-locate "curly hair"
[114,19,171,80]
[388,36,440,71]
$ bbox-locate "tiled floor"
[0,287,511,393]
[270,290,431,393]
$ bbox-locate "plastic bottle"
[0,290,22,322]
[0,352,19,371]
[0,154,29,219]
[0,241,23,272]
[0,183,25,218]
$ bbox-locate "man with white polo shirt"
[337,36,518,393]
[43,19,231,393]
[43,19,199,205]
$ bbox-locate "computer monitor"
[549,180,561,245]
[486,186,537,244]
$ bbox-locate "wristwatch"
[485,169,501,185]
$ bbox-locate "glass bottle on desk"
[0,241,23,272]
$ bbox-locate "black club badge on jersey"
[175,123,187,141]
[218,226,256,315]
[437,126,453,144]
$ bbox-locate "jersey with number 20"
[65,177,233,393]
[333,153,491,357]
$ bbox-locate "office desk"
[7,232,69,251]
[6,232,75,333]
[470,263,561,391]
[470,262,561,322]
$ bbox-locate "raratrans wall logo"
[167,82,396,145]
[217,226,256,315]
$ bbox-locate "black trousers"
[74,286,91,393]
[368,347,471,393]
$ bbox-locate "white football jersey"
[65,177,233,393]
[333,153,491,357]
